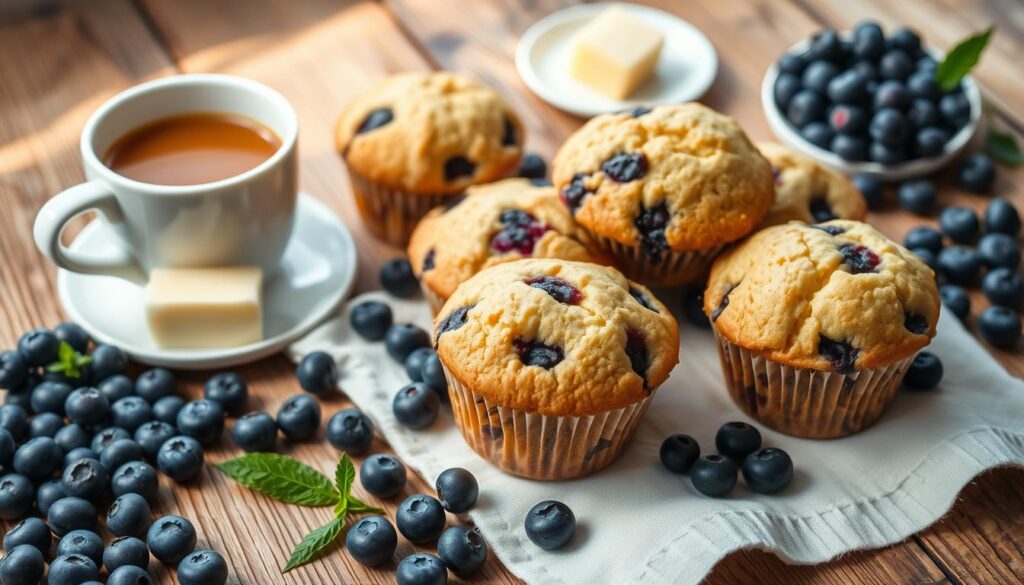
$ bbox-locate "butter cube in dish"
[145,267,263,349]
[569,6,665,100]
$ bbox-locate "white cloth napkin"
[290,292,1024,585]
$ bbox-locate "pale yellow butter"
[570,6,664,100]
[145,267,263,349]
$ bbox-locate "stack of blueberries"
[0,324,231,585]
[775,22,972,164]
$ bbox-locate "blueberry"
[690,455,738,497]
[177,550,227,585]
[61,458,108,503]
[889,26,921,54]
[681,285,711,329]
[232,411,277,452]
[907,99,941,129]
[979,306,1021,349]
[0,474,33,520]
[957,153,996,194]
[393,383,440,431]
[204,372,248,415]
[135,368,175,403]
[809,28,844,62]
[92,427,130,456]
[396,553,447,585]
[904,351,944,390]
[28,412,63,438]
[903,226,942,254]
[4,517,52,557]
[402,347,433,383]
[296,352,337,396]
[435,467,478,513]
[824,70,864,104]
[176,400,224,445]
[870,108,908,146]
[103,536,150,572]
[897,180,937,214]
[396,494,446,544]
[100,439,144,473]
[524,500,575,550]
[64,448,96,469]
[774,73,801,109]
[106,493,151,538]
[939,206,980,244]
[36,479,65,515]
[385,324,431,362]
[801,121,833,149]
[54,323,90,354]
[0,545,45,585]
[156,436,204,483]
[660,434,701,474]
[349,300,394,341]
[870,141,906,165]
[879,49,914,80]
[65,387,109,426]
[47,497,97,536]
[3,391,32,413]
[978,233,1020,269]
[777,53,807,75]
[985,199,1021,236]
[801,60,837,94]
[983,268,1024,309]
[107,565,155,585]
[346,515,396,567]
[380,258,419,298]
[57,530,104,565]
[0,405,28,442]
[874,80,910,110]
[97,375,134,404]
[50,552,100,584]
[0,429,12,469]
[134,421,177,459]
[938,246,981,285]
[17,328,59,368]
[89,344,127,381]
[742,448,794,494]
[326,408,374,455]
[438,526,487,578]
[0,351,28,390]
[906,70,940,100]
[786,90,826,128]
[852,174,884,210]
[911,247,938,271]
[852,20,885,60]
[147,515,197,565]
[14,437,62,481]
[275,395,320,441]
[360,454,406,498]
[917,55,938,72]
[939,93,972,128]
[939,285,971,320]
[829,133,867,161]
[151,396,185,425]
[915,127,948,157]
[852,60,878,82]
[828,103,868,134]
[715,421,762,461]
[420,353,448,397]
[111,397,153,432]
[517,152,547,180]
[111,461,159,502]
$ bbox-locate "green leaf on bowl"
[935,27,994,92]
[986,127,1024,166]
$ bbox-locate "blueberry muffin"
[551,103,775,287]
[336,72,524,245]
[434,259,679,479]
[704,220,939,438]
[758,142,867,227]
[408,179,600,314]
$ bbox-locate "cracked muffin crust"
[408,179,598,313]
[434,259,679,416]
[705,220,939,372]
[758,142,867,228]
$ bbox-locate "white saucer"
[515,3,718,118]
[57,193,357,370]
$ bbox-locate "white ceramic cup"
[34,74,299,283]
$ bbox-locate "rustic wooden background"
[1,0,1022,583]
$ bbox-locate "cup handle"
[33,181,145,283]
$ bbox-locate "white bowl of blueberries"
[762,22,982,181]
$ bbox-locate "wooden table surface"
[1,0,1023,583]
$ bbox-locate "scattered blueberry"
[903,226,943,254]
[61,458,109,503]
[380,258,420,298]
[0,351,28,391]
[682,286,711,329]
[177,549,227,585]
[0,474,33,520]
[276,395,321,442]
[295,352,338,396]
[346,515,397,567]
[517,153,547,180]
[30,380,72,415]
[13,436,62,481]
[107,565,155,585]
[385,324,431,363]
[360,454,406,498]
[397,494,447,544]
[956,153,996,194]
[660,434,701,474]
[403,347,434,383]
[978,306,1021,349]
[350,301,394,341]
[54,323,90,354]
[28,412,62,438]
[92,427,130,456]
[104,536,150,572]
[89,344,127,381]
[904,351,944,390]
[134,421,177,459]
[982,268,1024,310]
[524,500,575,550]
[34,485,64,517]
[420,353,448,397]
[393,383,440,430]
[977,233,1020,269]
[910,248,938,271]
[64,448,97,469]
[17,328,59,368]
[0,429,12,468]
[106,493,151,539]
[151,396,186,425]
[434,467,478,514]
[438,526,488,578]
[939,285,971,321]
[985,199,1021,236]
[938,206,980,244]
[3,517,52,557]
[937,246,981,285]
[715,422,762,461]
[156,436,204,483]
[204,372,248,415]
[111,397,153,433]
[176,400,224,445]
[0,545,45,585]
[147,515,197,565]
[97,375,135,404]
[897,180,937,214]
[57,530,104,566]
[396,553,447,585]
[326,408,374,455]
[742,447,794,494]
[65,387,109,426]
[135,368,176,403]
[47,497,97,537]
[690,455,738,497]
[111,461,159,502]
[233,412,278,452]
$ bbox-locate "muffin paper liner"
[420,285,447,317]
[347,168,456,247]
[584,232,725,288]
[713,331,914,439]
[444,369,655,480]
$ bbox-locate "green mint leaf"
[281,517,346,572]
[987,127,1024,166]
[935,26,994,92]
[73,354,93,368]
[333,499,348,519]
[334,453,355,498]
[46,363,68,373]
[216,453,341,507]
[346,495,383,515]
[58,341,75,364]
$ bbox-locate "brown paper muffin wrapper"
[420,284,448,317]
[713,331,914,439]
[347,168,457,247]
[445,370,655,480]
[583,231,725,288]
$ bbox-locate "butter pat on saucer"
[145,267,263,349]
[570,6,664,100]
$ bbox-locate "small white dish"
[762,38,982,181]
[57,193,357,370]
[515,3,718,118]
